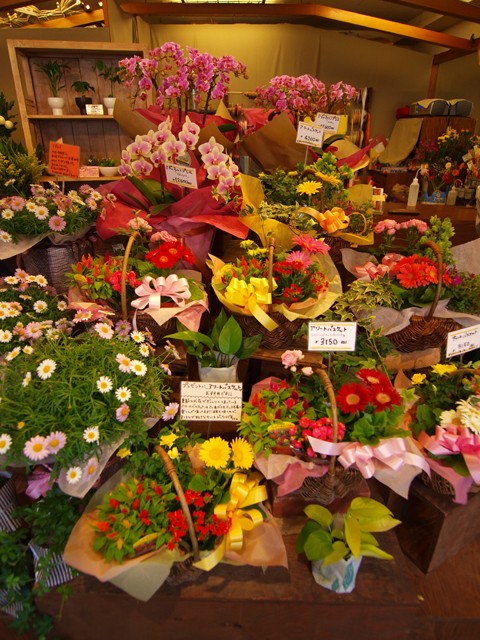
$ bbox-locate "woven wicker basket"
[420,470,479,497]
[21,235,93,295]
[387,240,462,353]
[293,368,363,505]
[118,231,178,344]
[232,238,307,349]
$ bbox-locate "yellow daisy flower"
[230,437,254,469]
[315,171,342,186]
[199,437,231,470]
[296,181,322,196]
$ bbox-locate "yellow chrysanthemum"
[296,181,322,196]
[431,363,458,376]
[230,437,254,470]
[411,373,426,385]
[199,437,231,470]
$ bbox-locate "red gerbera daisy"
[370,382,402,412]
[336,382,371,414]
[356,368,390,388]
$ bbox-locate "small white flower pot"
[103,96,117,116]
[311,556,362,593]
[198,361,239,382]
[48,96,65,115]
[99,166,119,178]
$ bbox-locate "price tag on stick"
[308,322,357,352]
[296,121,324,147]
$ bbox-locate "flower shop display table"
[26,532,419,640]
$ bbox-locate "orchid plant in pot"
[166,308,262,382]
[296,497,400,593]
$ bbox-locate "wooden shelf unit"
[7,39,148,164]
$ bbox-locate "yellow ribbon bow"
[224,277,278,330]
[317,207,350,234]
[193,472,267,572]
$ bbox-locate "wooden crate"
[387,478,480,573]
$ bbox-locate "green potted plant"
[35,61,70,114]
[87,154,119,177]
[71,80,95,115]
[166,309,262,382]
[94,59,122,114]
[296,497,400,593]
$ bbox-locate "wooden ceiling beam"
[118,3,476,50]
[433,37,480,64]
[379,0,480,24]
[0,0,51,11]
[22,8,104,28]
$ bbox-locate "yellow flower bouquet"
[207,235,342,347]
[63,422,287,601]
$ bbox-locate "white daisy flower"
[37,358,57,379]
[130,331,145,343]
[0,329,13,343]
[34,275,48,287]
[94,322,114,339]
[0,433,12,454]
[4,275,18,285]
[0,231,13,243]
[23,345,34,355]
[26,275,36,283]
[139,343,150,357]
[34,205,49,220]
[66,466,83,485]
[26,201,37,212]
[57,300,68,311]
[33,300,48,313]
[129,360,147,376]
[96,376,113,393]
[22,371,32,387]
[115,386,132,402]
[1,208,14,220]
[83,425,100,443]
[5,347,21,361]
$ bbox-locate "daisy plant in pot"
[296,497,400,593]
[0,322,175,497]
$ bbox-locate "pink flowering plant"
[255,75,358,123]
[0,325,174,488]
[0,268,74,358]
[0,182,103,244]
[118,43,247,123]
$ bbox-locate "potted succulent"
[166,309,262,382]
[71,80,95,115]
[35,60,70,115]
[87,154,120,177]
[296,497,400,593]
[94,59,122,114]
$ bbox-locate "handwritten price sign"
[314,112,342,133]
[446,324,480,358]
[180,381,243,421]
[308,322,357,352]
[165,163,198,189]
[296,121,324,147]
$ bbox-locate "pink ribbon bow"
[419,426,480,485]
[131,274,191,309]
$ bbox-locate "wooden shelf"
[7,39,148,164]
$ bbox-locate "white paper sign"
[86,104,104,115]
[165,163,198,189]
[314,112,342,133]
[296,121,324,147]
[446,324,480,358]
[180,381,243,421]
[308,322,357,352]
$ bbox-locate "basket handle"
[267,236,275,314]
[121,231,141,321]
[315,367,339,478]
[421,239,444,322]
[155,445,200,562]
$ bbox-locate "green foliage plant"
[166,308,262,368]
[71,80,95,96]
[296,497,400,566]
[94,59,122,97]
[35,61,70,97]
